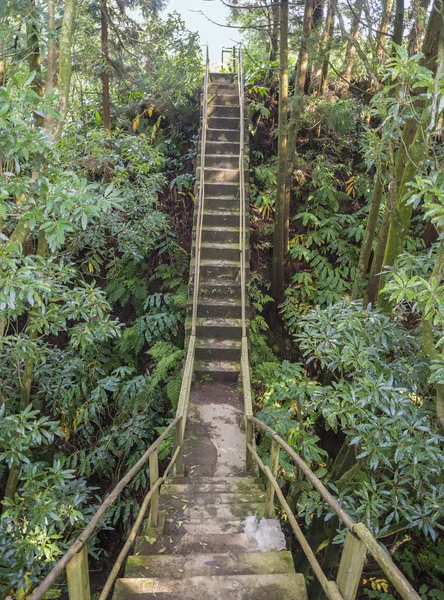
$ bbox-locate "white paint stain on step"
[242,516,287,552]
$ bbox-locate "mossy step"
[194,360,240,383]
[163,518,245,536]
[208,94,240,106]
[207,104,240,119]
[206,128,240,143]
[162,477,262,494]
[207,117,240,130]
[199,280,242,298]
[196,167,239,183]
[205,154,242,169]
[209,73,237,84]
[201,227,240,244]
[201,211,241,227]
[197,181,240,197]
[197,242,240,262]
[194,318,243,340]
[194,338,242,361]
[208,82,239,94]
[125,551,295,579]
[160,489,263,503]
[163,501,264,521]
[134,532,260,556]
[113,573,308,600]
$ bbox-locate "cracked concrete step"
[125,551,295,579]
[113,573,308,600]
[194,359,240,382]
[195,338,242,361]
[201,226,240,244]
[196,167,239,183]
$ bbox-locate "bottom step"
[114,573,308,600]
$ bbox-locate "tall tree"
[272,0,289,305]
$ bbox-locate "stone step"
[161,488,264,503]
[208,94,240,107]
[194,299,241,319]
[199,196,240,211]
[196,167,239,183]
[208,104,240,119]
[205,154,241,169]
[202,210,240,227]
[164,518,246,536]
[125,551,295,579]
[194,359,240,382]
[199,279,242,298]
[195,338,242,361]
[208,82,239,95]
[201,226,240,244]
[197,181,239,198]
[163,476,262,492]
[208,117,239,130]
[135,532,260,556]
[190,257,240,280]
[209,72,237,85]
[164,503,264,521]
[207,128,240,143]
[113,574,308,600]
[198,242,240,262]
[194,317,243,339]
[202,140,240,155]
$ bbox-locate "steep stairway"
[188,72,246,384]
[113,383,308,599]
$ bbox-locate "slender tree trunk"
[408,0,431,54]
[422,238,444,427]
[341,0,362,86]
[54,0,78,140]
[272,0,289,306]
[377,3,443,310]
[376,0,395,61]
[310,0,335,94]
[101,0,111,133]
[392,0,405,47]
[0,37,6,86]
[44,0,57,134]
[320,0,336,94]
[27,1,43,96]
[352,169,385,299]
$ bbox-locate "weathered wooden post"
[264,439,280,518]
[174,416,184,476]
[246,417,254,473]
[336,531,367,599]
[149,449,159,528]
[66,546,91,600]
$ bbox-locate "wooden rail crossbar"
[26,47,211,600]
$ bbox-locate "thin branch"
[189,9,276,29]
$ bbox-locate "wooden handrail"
[27,414,181,600]
[246,416,421,600]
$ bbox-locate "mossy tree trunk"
[271,0,289,306]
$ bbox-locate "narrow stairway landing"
[113,383,308,599]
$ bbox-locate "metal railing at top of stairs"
[236,46,420,600]
[26,47,211,600]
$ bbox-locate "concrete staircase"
[113,383,308,599]
[187,72,247,384]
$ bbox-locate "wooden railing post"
[175,417,184,476]
[66,546,91,600]
[149,449,159,528]
[264,439,280,518]
[336,531,367,600]
[245,417,254,473]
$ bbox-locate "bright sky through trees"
[163,0,240,63]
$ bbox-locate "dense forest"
[0,0,443,597]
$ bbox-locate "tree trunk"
[54,0,78,140]
[310,0,335,94]
[352,169,385,299]
[392,0,405,47]
[0,37,6,86]
[341,0,362,86]
[408,0,431,55]
[44,0,58,134]
[271,0,289,306]
[101,0,111,133]
[376,0,395,61]
[320,0,336,94]
[422,238,444,427]
[377,3,443,310]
